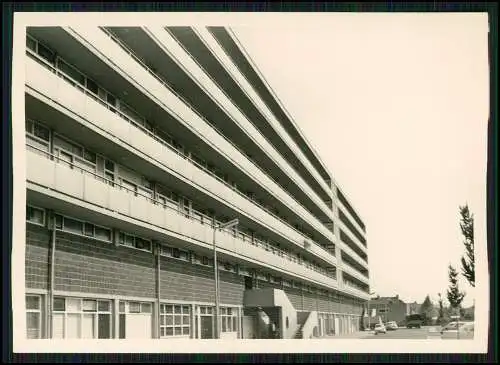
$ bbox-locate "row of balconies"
[67,26,335,235]
[146,26,333,203]
[24,53,343,268]
[26,47,369,285]
[26,147,346,291]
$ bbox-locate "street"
[361,326,443,340]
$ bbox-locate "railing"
[98,28,333,232]
[185,26,333,199]
[26,143,337,282]
[26,46,337,265]
[341,259,369,281]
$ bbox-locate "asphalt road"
[363,326,442,339]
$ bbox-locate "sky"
[231,13,489,307]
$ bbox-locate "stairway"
[294,324,304,339]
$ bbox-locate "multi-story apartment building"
[23,25,370,340]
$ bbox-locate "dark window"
[26,295,40,310]
[33,123,50,141]
[86,78,99,95]
[98,301,110,312]
[84,222,94,236]
[63,217,83,234]
[98,314,111,339]
[105,159,114,171]
[55,214,63,229]
[173,248,180,258]
[37,42,54,64]
[107,93,116,107]
[26,36,37,52]
[95,226,112,242]
[53,297,65,311]
[119,314,126,339]
[83,150,96,164]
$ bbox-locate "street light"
[213,218,239,339]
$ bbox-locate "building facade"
[23,26,370,340]
[365,295,408,326]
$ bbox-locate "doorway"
[200,316,213,339]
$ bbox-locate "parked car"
[440,321,468,334]
[374,323,387,335]
[385,321,398,330]
[441,322,474,339]
[405,314,424,328]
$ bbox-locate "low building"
[364,295,408,326]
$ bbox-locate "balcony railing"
[98,28,333,230]
[26,143,337,282]
[341,258,369,282]
[25,47,337,265]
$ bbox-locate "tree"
[419,295,434,325]
[447,265,466,315]
[437,293,450,325]
[459,205,475,287]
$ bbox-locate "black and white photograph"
[9,10,491,354]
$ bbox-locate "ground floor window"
[220,307,238,333]
[52,297,112,339]
[119,300,153,339]
[26,295,42,339]
[159,303,191,338]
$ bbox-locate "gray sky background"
[231,13,489,307]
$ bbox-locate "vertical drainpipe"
[48,210,56,339]
[155,240,161,339]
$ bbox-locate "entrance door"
[244,276,253,290]
[200,316,213,339]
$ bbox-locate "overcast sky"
[231,13,489,307]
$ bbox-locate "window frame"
[26,205,46,227]
[26,294,42,339]
[159,303,191,338]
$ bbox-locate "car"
[441,322,474,339]
[385,321,398,330]
[440,321,468,334]
[374,323,387,335]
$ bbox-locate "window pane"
[136,238,151,251]
[37,43,54,63]
[166,327,173,336]
[26,312,40,339]
[95,226,111,242]
[165,305,173,314]
[174,327,182,336]
[27,206,44,225]
[141,303,152,313]
[221,318,226,332]
[233,317,237,332]
[82,299,97,312]
[174,306,181,314]
[67,298,81,312]
[26,36,37,52]
[166,316,173,325]
[174,316,181,325]
[86,78,99,95]
[182,306,190,314]
[82,313,94,338]
[182,327,190,336]
[182,315,189,325]
[53,297,65,311]
[129,302,140,313]
[119,314,126,339]
[98,301,110,312]
[53,313,65,339]
[107,93,116,107]
[83,150,96,164]
[220,308,226,315]
[34,124,50,141]
[84,222,94,237]
[63,217,83,234]
[119,301,125,313]
[67,313,81,339]
[26,295,40,310]
[98,314,111,339]
[58,59,85,85]
[160,327,165,337]
[160,316,165,326]
[105,159,114,171]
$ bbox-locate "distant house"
[364,295,408,326]
[406,301,421,315]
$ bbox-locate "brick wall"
[158,256,244,305]
[54,231,156,298]
[26,224,50,290]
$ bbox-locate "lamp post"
[213,218,239,339]
[367,291,376,330]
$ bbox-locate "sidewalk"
[320,330,371,339]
